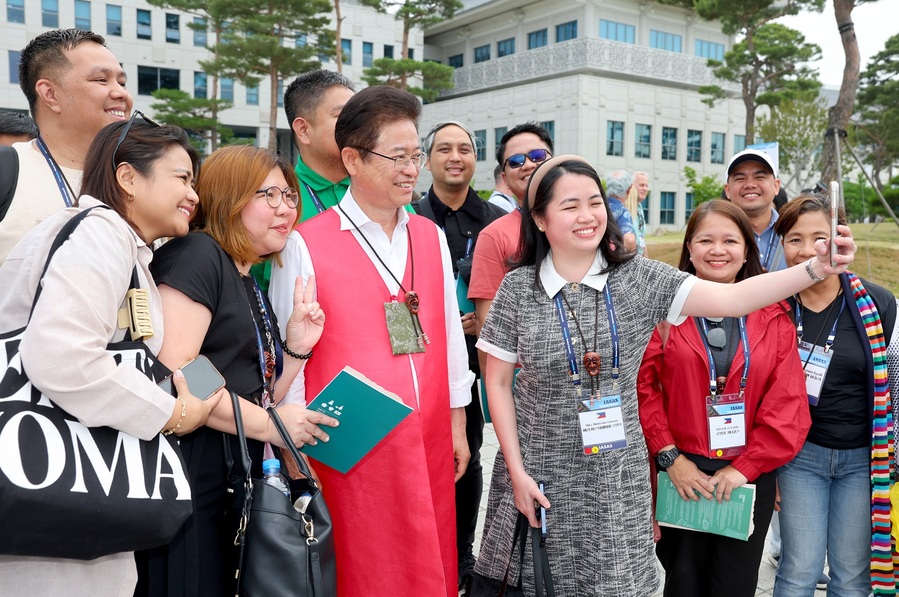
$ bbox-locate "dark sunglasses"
[704,317,726,349]
[504,148,551,170]
[112,110,160,171]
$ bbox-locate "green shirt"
[295,154,350,222]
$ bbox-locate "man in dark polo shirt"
[415,120,505,588]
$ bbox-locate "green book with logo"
[655,471,757,541]
[300,366,413,474]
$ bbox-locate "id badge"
[577,394,627,455]
[706,393,746,459]
[797,341,833,406]
[384,301,424,355]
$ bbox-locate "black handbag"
[0,207,191,560]
[227,390,336,597]
[466,512,555,597]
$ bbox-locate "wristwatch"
[656,447,681,469]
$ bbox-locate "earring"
[689,255,693,261]
[537,225,544,232]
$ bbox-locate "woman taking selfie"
[473,156,856,595]
[637,200,809,596]
[773,194,898,597]
[136,145,337,596]
[0,119,219,596]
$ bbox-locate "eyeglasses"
[504,149,551,170]
[255,186,299,209]
[704,317,726,349]
[365,149,426,172]
[112,110,160,171]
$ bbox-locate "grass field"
[645,222,899,295]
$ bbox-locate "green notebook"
[300,366,413,474]
[655,471,757,541]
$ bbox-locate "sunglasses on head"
[504,148,551,170]
[704,317,726,349]
[112,110,160,172]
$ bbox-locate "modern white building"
[420,0,748,231]
[0,0,421,161]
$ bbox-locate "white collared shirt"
[270,189,474,408]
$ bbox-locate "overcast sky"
[777,1,896,87]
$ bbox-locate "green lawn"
[645,222,899,295]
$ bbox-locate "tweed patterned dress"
[476,256,690,596]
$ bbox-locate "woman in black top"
[135,145,338,596]
[772,194,898,597]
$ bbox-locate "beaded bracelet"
[163,395,187,436]
[283,345,313,360]
[805,258,826,283]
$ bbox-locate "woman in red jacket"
[637,200,810,597]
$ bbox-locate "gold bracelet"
[163,395,187,436]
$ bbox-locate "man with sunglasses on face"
[468,122,554,344]
[0,29,131,264]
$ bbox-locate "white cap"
[726,149,778,179]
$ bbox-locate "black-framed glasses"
[255,186,299,209]
[704,317,726,349]
[112,110,160,171]
[504,148,551,170]
[364,149,426,172]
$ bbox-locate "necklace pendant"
[583,351,601,377]
[405,291,420,314]
[264,351,276,379]
[716,376,727,395]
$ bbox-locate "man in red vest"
[269,85,473,596]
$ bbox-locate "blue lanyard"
[795,295,845,353]
[249,278,283,407]
[698,316,750,397]
[553,284,619,396]
[302,181,326,214]
[35,134,75,207]
[759,231,778,271]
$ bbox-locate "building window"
[220,77,233,101]
[137,9,152,40]
[246,86,258,105]
[341,39,351,64]
[662,127,678,161]
[295,33,307,47]
[685,192,695,219]
[660,191,675,224]
[193,17,207,47]
[165,13,179,43]
[75,0,91,30]
[599,19,634,44]
[734,134,746,154]
[106,4,122,36]
[408,48,414,59]
[539,120,555,145]
[7,0,25,24]
[193,71,207,99]
[42,0,59,28]
[711,132,725,164]
[650,30,682,53]
[384,44,393,59]
[635,123,651,159]
[606,121,624,156]
[695,39,724,61]
[497,38,515,58]
[363,41,373,67]
[474,129,486,161]
[687,129,702,163]
[448,54,463,68]
[556,20,577,43]
[8,50,20,84]
[137,66,179,96]
[528,28,547,49]
[494,127,508,156]
[277,79,284,107]
[474,44,490,63]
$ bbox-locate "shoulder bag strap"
[226,390,253,595]
[531,524,555,597]
[0,145,19,223]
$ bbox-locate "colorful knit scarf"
[846,273,897,595]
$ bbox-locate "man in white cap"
[724,148,787,272]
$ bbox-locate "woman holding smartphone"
[135,146,338,597]
[773,194,898,597]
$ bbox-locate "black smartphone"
[537,480,547,545]
[157,355,225,400]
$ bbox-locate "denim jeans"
[773,441,870,597]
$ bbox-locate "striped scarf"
[847,273,898,595]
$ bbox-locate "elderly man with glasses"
[269,85,474,596]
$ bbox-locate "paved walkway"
[471,423,827,596]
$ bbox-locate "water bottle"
[261,458,291,499]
